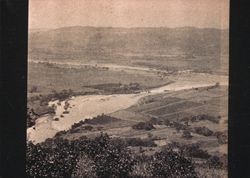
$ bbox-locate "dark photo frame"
[1,0,250,177]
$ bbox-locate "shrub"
[83,114,119,125]
[191,114,219,124]
[69,128,81,134]
[163,119,172,127]
[97,126,103,131]
[63,110,70,114]
[147,132,153,138]
[181,144,210,159]
[71,120,85,130]
[83,125,93,131]
[167,142,210,159]
[124,138,157,147]
[214,131,228,144]
[71,153,97,178]
[207,156,223,169]
[27,105,55,128]
[26,134,200,178]
[27,108,38,128]
[131,154,152,178]
[148,117,163,125]
[173,121,188,131]
[82,134,135,178]
[182,130,193,139]
[53,117,59,121]
[26,134,135,178]
[54,130,67,137]
[26,139,78,178]
[69,125,93,134]
[148,150,198,178]
[70,115,119,131]
[132,122,155,131]
[193,126,213,136]
[220,154,228,169]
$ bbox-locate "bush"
[167,142,210,159]
[69,128,81,134]
[220,154,228,169]
[124,138,157,147]
[214,131,228,144]
[82,134,135,178]
[27,105,55,128]
[71,120,85,130]
[83,125,94,131]
[148,150,198,178]
[26,134,200,178]
[207,156,223,169]
[71,153,97,178]
[53,117,59,121]
[173,122,188,132]
[131,154,152,178]
[26,134,135,178]
[83,114,119,125]
[54,130,67,137]
[182,130,193,139]
[27,108,38,127]
[181,144,210,159]
[70,115,119,131]
[163,119,172,127]
[148,117,163,125]
[191,114,219,124]
[132,122,155,131]
[193,126,213,136]
[26,139,78,178]
[63,110,70,114]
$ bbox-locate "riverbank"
[27,72,228,143]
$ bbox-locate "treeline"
[27,133,198,178]
[86,83,142,94]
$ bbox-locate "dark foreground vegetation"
[27,133,199,178]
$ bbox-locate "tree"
[82,133,135,178]
[148,150,198,178]
[26,139,78,178]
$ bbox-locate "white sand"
[27,94,145,143]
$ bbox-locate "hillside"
[29,26,229,60]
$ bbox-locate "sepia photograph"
[26,0,229,177]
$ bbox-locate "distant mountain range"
[29,26,228,59]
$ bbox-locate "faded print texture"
[27,0,229,177]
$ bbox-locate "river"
[27,62,228,143]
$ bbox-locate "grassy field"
[28,62,172,97]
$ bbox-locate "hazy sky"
[29,0,229,29]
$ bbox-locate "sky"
[29,0,229,29]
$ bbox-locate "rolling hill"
[28,26,229,60]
